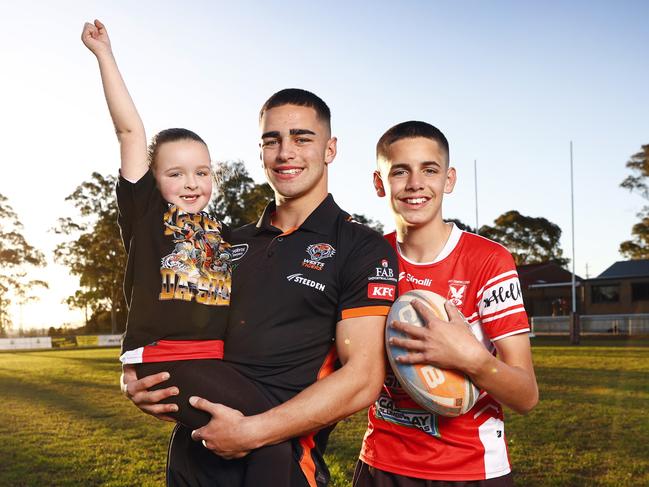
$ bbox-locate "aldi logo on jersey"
[368,283,396,301]
[447,280,469,307]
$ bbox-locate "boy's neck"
[272,191,328,232]
[396,218,453,263]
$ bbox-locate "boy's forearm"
[467,336,538,414]
[240,357,384,449]
[191,315,387,457]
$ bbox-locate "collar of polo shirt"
[255,194,339,236]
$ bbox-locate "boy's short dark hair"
[259,88,331,131]
[376,121,449,165]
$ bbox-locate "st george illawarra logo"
[302,243,336,271]
[447,280,470,307]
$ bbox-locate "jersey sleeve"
[476,245,530,340]
[116,169,160,251]
[338,232,399,322]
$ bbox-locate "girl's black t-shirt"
[116,170,232,354]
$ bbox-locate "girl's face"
[153,140,213,212]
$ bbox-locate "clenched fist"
[81,19,112,56]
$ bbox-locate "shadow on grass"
[0,369,121,394]
[0,373,134,423]
[15,351,120,368]
[0,445,100,487]
[536,366,649,396]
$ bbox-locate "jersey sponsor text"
[399,271,433,287]
[368,283,396,300]
[286,273,326,291]
[375,394,440,437]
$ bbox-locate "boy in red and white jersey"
[355,121,539,486]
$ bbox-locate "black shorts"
[137,359,275,428]
[167,425,314,487]
[136,359,292,487]
[353,460,514,487]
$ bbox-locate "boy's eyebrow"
[390,160,442,169]
[261,129,316,138]
[290,129,316,136]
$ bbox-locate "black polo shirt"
[167,194,399,487]
[225,194,398,403]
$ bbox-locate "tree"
[209,160,274,227]
[53,173,127,334]
[445,218,475,233]
[620,144,649,259]
[0,194,48,336]
[479,210,568,266]
[350,214,384,234]
[209,160,385,233]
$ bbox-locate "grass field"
[2,337,648,486]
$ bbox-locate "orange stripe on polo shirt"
[279,226,299,236]
[298,346,337,487]
[317,345,338,380]
[270,213,299,236]
[341,305,391,320]
[298,434,318,487]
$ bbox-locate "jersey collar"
[254,194,340,236]
[396,223,463,266]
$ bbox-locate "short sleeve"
[116,169,161,251]
[338,232,399,322]
[476,246,530,340]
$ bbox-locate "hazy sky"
[2,0,648,329]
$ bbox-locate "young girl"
[81,19,290,485]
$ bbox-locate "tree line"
[620,144,649,258]
[2,145,646,336]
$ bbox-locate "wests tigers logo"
[306,243,336,262]
[302,243,336,271]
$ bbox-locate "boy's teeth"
[406,198,427,204]
[278,168,301,174]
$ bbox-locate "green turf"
[1,340,648,486]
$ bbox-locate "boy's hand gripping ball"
[386,289,480,417]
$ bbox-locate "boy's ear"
[444,167,457,194]
[373,171,386,197]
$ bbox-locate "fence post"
[570,312,580,345]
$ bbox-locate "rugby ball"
[386,289,479,417]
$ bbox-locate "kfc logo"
[368,283,396,301]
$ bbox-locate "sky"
[1,0,648,330]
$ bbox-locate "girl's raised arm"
[82,20,148,181]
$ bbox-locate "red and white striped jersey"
[360,224,530,481]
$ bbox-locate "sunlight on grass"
[1,338,648,486]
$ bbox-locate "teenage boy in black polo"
[122,89,398,486]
